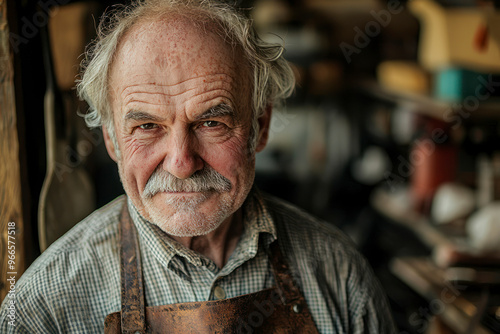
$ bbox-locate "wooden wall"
[0,0,26,302]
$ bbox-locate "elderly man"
[0,0,396,332]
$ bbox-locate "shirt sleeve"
[0,287,59,334]
[345,252,398,334]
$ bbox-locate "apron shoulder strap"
[269,241,305,304]
[268,240,318,331]
[119,202,146,334]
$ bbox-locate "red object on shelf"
[474,22,489,52]
[411,139,458,215]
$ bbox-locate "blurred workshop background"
[2,0,500,332]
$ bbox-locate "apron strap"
[119,203,146,334]
[269,241,304,304]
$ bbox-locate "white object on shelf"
[466,202,500,252]
[431,183,476,224]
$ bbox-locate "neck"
[170,209,244,269]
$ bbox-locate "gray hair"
[77,0,295,154]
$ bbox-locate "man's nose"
[163,132,204,180]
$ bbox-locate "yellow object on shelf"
[377,61,431,95]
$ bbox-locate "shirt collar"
[126,187,277,273]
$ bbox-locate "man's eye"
[202,120,220,128]
[139,123,158,130]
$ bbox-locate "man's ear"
[102,126,118,162]
[255,105,272,153]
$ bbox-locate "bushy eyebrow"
[123,104,236,124]
[194,103,236,121]
[124,110,165,122]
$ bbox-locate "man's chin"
[141,191,232,237]
[150,209,226,238]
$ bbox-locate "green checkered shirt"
[0,189,396,333]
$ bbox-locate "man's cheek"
[119,162,147,195]
[220,138,250,161]
[123,137,160,161]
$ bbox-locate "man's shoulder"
[17,195,124,290]
[42,195,124,255]
[0,196,125,332]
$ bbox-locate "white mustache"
[142,166,231,199]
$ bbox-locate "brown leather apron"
[104,204,320,333]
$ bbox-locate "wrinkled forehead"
[107,13,253,122]
[110,14,247,82]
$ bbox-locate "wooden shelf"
[391,257,494,334]
[361,81,500,122]
[370,187,469,251]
